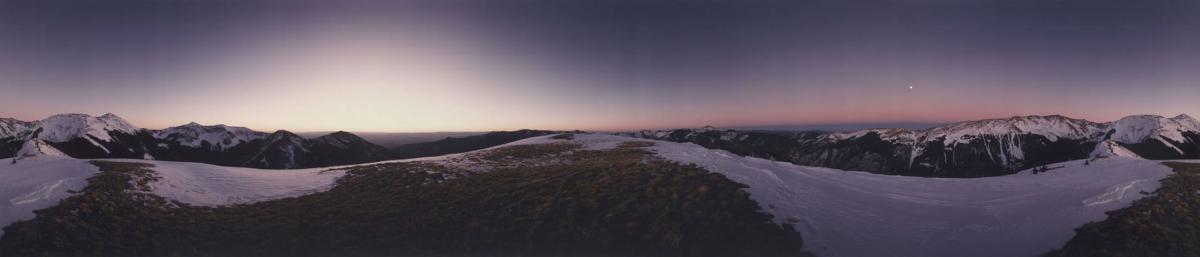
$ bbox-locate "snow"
[0,131,1183,256]
[0,118,33,139]
[525,134,1171,257]
[13,139,68,162]
[153,122,267,150]
[32,113,140,143]
[828,128,918,143]
[106,159,346,207]
[1090,140,1142,159]
[0,156,100,237]
[823,115,1105,146]
[1109,115,1199,154]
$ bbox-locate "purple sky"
[1,0,1197,132]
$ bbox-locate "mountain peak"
[266,130,305,143]
[326,131,355,137]
[34,113,140,143]
[312,131,369,147]
[0,118,34,139]
[154,122,268,150]
[1173,114,1197,123]
[927,114,1105,144]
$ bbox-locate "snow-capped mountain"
[31,113,141,143]
[0,118,34,139]
[1101,114,1200,159]
[0,113,394,169]
[629,114,1198,177]
[153,122,268,150]
[0,113,151,159]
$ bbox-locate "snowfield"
[0,133,1179,257]
[108,159,347,207]
[0,156,99,237]
[557,134,1171,257]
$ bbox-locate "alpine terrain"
[0,114,550,169]
[2,133,1190,257]
[628,114,1200,177]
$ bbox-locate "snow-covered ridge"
[30,113,140,143]
[1090,140,1141,159]
[153,122,268,150]
[0,154,99,237]
[0,118,34,139]
[530,134,1171,257]
[923,115,1106,144]
[14,139,67,161]
[826,128,918,142]
[828,115,1107,145]
[1108,114,1199,145]
[121,160,346,207]
[0,133,1179,255]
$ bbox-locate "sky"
[0,0,1197,132]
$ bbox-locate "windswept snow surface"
[125,137,554,207]
[550,134,1170,257]
[110,160,346,207]
[14,139,67,160]
[0,156,99,236]
[1090,140,1142,159]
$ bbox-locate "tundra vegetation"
[0,141,811,257]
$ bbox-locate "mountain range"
[627,114,1200,177]
[4,113,1196,176]
[0,113,553,169]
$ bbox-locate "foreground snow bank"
[528,134,1171,257]
[108,159,347,207]
[0,156,99,236]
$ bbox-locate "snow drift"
[0,155,99,237]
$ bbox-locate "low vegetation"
[0,143,811,257]
[1044,162,1200,257]
[389,129,557,159]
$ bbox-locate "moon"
[908,85,914,90]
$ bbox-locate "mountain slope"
[240,130,312,169]
[503,135,1172,257]
[307,131,392,164]
[0,134,1175,257]
[0,135,808,257]
[12,139,67,162]
[153,122,267,150]
[0,150,99,238]
[0,114,395,169]
[389,129,557,159]
[630,114,1195,177]
[1104,114,1200,159]
[0,118,33,139]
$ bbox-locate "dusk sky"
[1,0,1197,132]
